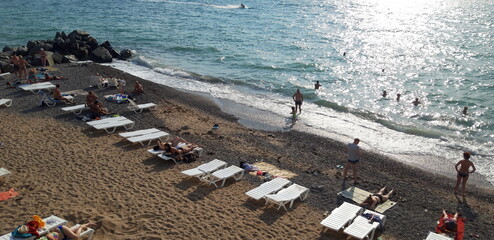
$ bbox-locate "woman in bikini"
[42,221,95,240]
[360,187,394,210]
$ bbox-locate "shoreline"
[1,63,493,239]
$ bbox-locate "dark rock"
[61,31,68,40]
[87,37,99,51]
[0,61,13,73]
[62,55,78,63]
[2,46,15,52]
[100,41,120,59]
[52,52,63,64]
[15,46,28,56]
[89,46,112,63]
[119,49,132,60]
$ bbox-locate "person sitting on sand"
[360,187,394,210]
[27,69,38,84]
[41,221,96,240]
[133,81,144,95]
[52,84,75,104]
[86,91,99,108]
[44,73,65,81]
[91,100,111,115]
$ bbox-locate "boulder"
[119,49,132,60]
[15,46,28,56]
[2,46,16,53]
[31,51,54,66]
[100,41,120,59]
[0,61,14,73]
[52,52,64,64]
[62,55,78,63]
[89,46,112,63]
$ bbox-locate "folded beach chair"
[426,232,453,240]
[119,128,169,146]
[0,215,67,240]
[0,168,12,184]
[38,91,74,107]
[127,99,156,113]
[0,99,12,108]
[89,75,108,88]
[181,159,227,179]
[264,183,309,210]
[343,209,386,240]
[245,177,292,201]
[61,104,88,114]
[87,116,135,133]
[320,202,363,233]
[202,165,245,188]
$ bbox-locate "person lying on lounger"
[41,221,96,240]
[53,84,75,104]
[360,187,394,210]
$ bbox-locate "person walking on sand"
[292,89,304,114]
[343,138,361,183]
[454,152,476,196]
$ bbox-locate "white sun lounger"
[425,232,453,240]
[38,91,74,107]
[21,82,56,93]
[264,183,309,210]
[126,132,169,146]
[119,128,169,146]
[181,159,227,179]
[343,209,386,240]
[202,165,245,188]
[0,215,67,240]
[320,202,363,233]
[0,99,12,108]
[127,99,156,113]
[61,104,88,114]
[71,224,95,240]
[245,177,292,201]
[0,168,12,183]
[87,117,135,133]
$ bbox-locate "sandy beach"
[1,63,493,240]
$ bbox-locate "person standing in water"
[462,106,468,115]
[315,81,322,90]
[292,89,304,114]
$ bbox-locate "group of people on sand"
[342,137,476,197]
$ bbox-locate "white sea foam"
[103,60,494,187]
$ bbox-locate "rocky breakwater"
[0,30,133,73]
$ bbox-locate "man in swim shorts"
[292,89,304,114]
[454,152,476,196]
[343,138,361,183]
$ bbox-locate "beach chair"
[0,99,12,108]
[202,165,245,188]
[0,215,67,240]
[89,75,108,88]
[245,177,292,201]
[87,116,135,133]
[320,202,363,233]
[61,104,88,114]
[38,91,75,107]
[181,159,227,179]
[0,168,12,184]
[20,82,56,94]
[127,99,156,113]
[425,232,453,240]
[72,224,95,240]
[264,183,309,210]
[119,128,169,146]
[343,209,386,240]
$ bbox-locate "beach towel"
[105,94,129,104]
[338,186,396,213]
[0,188,19,201]
[435,214,465,240]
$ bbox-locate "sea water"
[1,0,493,185]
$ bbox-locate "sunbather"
[44,73,65,81]
[91,99,111,115]
[439,209,458,233]
[53,84,75,104]
[170,136,199,149]
[360,187,394,210]
[41,221,96,240]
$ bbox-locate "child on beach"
[290,106,297,122]
[454,152,476,196]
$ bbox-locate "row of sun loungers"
[119,128,169,146]
[320,202,386,240]
[86,116,135,134]
[0,215,94,240]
